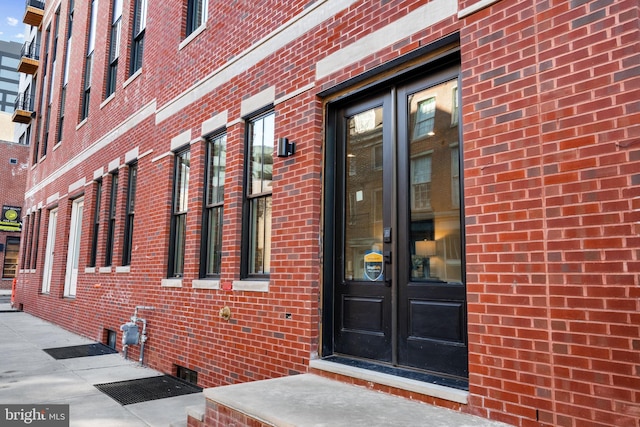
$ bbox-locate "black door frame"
[321,47,467,383]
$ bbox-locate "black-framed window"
[81,0,97,120]
[243,111,274,278]
[105,173,118,266]
[21,214,33,269]
[129,0,146,75]
[186,0,207,37]
[89,179,102,267]
[31,209,41,270]
[169,149,190,278]
[106,0,122,98]
[57,0,74,145]
[201,133,226,278]
[122,163,137,266]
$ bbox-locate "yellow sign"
[363,251,384,281]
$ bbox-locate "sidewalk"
[0,308,203,427]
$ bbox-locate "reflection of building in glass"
[408,79,460,282]
[345,107,383,281]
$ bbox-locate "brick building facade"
[14,0,639,426]
[0,140,28,287]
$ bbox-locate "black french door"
[329,66,468,380]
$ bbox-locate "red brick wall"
[461,0,640,426]
[14,1,640,426]
[0,140,29,286]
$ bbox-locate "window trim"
[241,110,274,279]
[42,208,58,294]
[200,133,226,279]
[105,173,118,266]
[64,197,85,297]
[122,163,137,266]
[168,148,190,278]
[129,0,147,76]
[185,0,208,38]
[89,179,102,267]
[105,0,123,98]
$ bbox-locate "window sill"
[53,142,61,151]
[232,280,269,292]
[192,279,220,290]
[179,23,207,50]
[98,267,112,273]
[85,267,96,273]
[76,118,87,131]
[115,266,130,273]
[123,68,142,88]
[161,278,183,288]
[100,93,115,109]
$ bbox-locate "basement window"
[105,329,117,349]
[175,365,198,385]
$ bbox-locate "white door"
[42,208,58,293]
[64,198,84,296]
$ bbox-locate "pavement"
[1,290,511,427]
[0,290,203,427]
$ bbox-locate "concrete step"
[202,374,511,427]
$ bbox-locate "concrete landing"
[204,374,511,427]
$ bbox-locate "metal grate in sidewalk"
[94,375,202,405]
[43,343,118,359]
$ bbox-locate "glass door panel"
[407,79,462,283]
[344,106,384,282]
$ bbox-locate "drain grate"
[43,343,118,360]
[94,375,202,405]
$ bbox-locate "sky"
[0,0,27,43]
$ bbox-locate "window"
[122,163,137,266]
[81,0,97,120]
[244,112,273,277]
[57,0,74,144]
[65,198,84,297]
[169,149,190,278]
[89,180,102,267]
[31,210,41,270]
[451,144,460,208]
[105,173,118,266]
[2,237,20,279]
[130,0,147,75]
[411,154,432,210]
[106,0,123,97]
[44,8,60,151]
[42,208,58,294]
[451,85,459,126]
[186,0,208,37]
[201,134,226,277]
[21,215,32,269]
[413,97,436,139]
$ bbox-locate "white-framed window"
[411,154,432,210]
[413,97,436,139]
[64,198,84,297]
[42,208,58,294]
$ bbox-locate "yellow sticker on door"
[363,251,384,281]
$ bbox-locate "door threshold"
[309,357,469,405]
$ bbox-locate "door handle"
[384,251,392,287]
